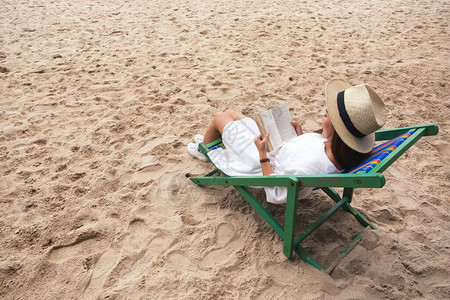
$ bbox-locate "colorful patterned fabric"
[345,130,415,174]
[209,141,226,151]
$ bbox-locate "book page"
[254,114,274,152]
[254,103,297,152]
[271,103,297,142]
[259,110,283,151]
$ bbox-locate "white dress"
[208,118,340,204]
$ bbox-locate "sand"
[0,0,449,299]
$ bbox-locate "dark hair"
[330,131,371,170]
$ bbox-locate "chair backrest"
[345,129,415,174]
[201,130,417,175]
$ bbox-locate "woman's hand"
[291,121,303,136]
[255,132,274,175]
[254,132,270,156]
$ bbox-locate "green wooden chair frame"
[190,124,438,274]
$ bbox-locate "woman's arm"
[259,154,273,175]
[291,120,303,136]
[254,133,274,175]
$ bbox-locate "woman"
[188,79,387,204]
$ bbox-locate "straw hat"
[325,78,387,153]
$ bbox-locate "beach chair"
[190,124,438,274]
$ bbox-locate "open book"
[254,103,297,152]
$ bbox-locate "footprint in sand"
[121,219,152,254]
[198,223,243,269]
[82,219,155,298]
[46,233,115,299]
[132,163,164,184]
[166,250,199,272]
[82,248,121,298]
[47,233,109,264]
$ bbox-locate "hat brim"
[325,79,375,153]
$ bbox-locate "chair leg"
[295,246,323,271]
[321,187,342,204]
[292,195,350,271]
[283,180,299,258]
[342,188,377,229]
[325,226,367,274]
[234,186,284,236]
[342,203,377,229]
[322,187,376,229]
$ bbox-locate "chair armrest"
[191,173,385,188]
[375,123,438,141]
[294,173,385,188]
[191,175,298,187]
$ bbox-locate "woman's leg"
[203,110,247,144]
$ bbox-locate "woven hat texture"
[325,78,387,153]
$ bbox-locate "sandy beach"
[1,0,449,299]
